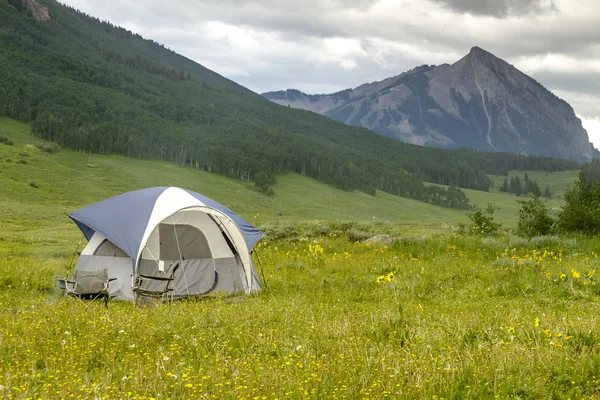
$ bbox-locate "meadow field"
[2,118,600,399]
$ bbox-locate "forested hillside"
[0,0,578,210]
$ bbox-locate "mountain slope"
[0,1,579,209]
[263,47,595,162]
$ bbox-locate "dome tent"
[69,187,263,301]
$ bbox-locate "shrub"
[253,172,275,195]
[466,203,501,236]
[529,235,561,248]
[29,180,39,188]
[556,172,600,234]
[481,237,503,248]
[35,142,61,153]
[517,191,554,237]
[17,159,28,164]
[304,222,331,238]
[507,236,529,248]
[0,134,14,146]
[346,229,372,242]
[259,221,300,241]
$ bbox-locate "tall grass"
[2,233,600,398]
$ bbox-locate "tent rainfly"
[68,187,263,301]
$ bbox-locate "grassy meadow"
[3,118,600,399]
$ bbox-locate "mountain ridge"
[263,47,596,162]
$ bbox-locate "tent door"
[157,223,217,297]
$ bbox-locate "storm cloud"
[428,0,556,18]
[59,0,600,146]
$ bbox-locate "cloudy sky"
[61,0,600,147]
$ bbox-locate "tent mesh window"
[158,223,212,260]
[94,239,128,257]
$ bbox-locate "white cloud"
[515,54,600,75]
[339,59,359,70]
[580,116,600,148]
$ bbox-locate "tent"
[68,187,263,301]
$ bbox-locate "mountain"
[0,1,579,210]
[263,47,596,162]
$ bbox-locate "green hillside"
[0,118,580,257]
[0,0,579,211]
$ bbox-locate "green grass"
[3,234,600,398]
[3,117,599,399]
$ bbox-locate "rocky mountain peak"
[469,46,489,56]
[263,48,596,162]
[461,46,506,70]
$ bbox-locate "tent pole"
[254,249,267,289]
[68,234,85,271]
[171,217,190,296]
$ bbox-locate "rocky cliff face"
[8,0,50,21]
[263,47,595,161]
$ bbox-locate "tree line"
[499,173,551,198]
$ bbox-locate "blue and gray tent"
[69,187,263,301]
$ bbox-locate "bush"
[466,203,501,236]
[346,229,372,242]
[253,172,275,195]
[17,159,28,164]
[35,142,61,153]
[517,191,554,237]
[259,221,300,241]
[529,235,561,248]
[481,237,503,248]
[304,221,331,238]
[29,180,39,188]
[556,172,600,234]
[0,134,14,146]
[507,236,529,248]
